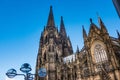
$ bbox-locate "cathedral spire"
[98,16,107,33]
[76,45,79,53]
[89,18,100,30]
[117,30,120,40]
[82,25,87,41]
[88,18,100,36]
[60,16,67,37]
[47,6,55,27]
[67,36,73,53]
[40,32,43,47]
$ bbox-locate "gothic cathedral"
[35,6,120,80]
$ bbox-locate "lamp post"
[6,63,34,80]
[6,63,47,80]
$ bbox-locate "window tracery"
[94,44,108,63]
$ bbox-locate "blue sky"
[0,0,120,80]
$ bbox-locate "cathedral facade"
[35,6,120,80]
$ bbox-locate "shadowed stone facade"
[35,6,120,80]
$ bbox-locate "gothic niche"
[48,45,54,52]
[49,38,54,44]
[83,61,89,77]
[83,68,89,77]
[45,36,48,43]
[55,53,58,61]
[49,33,54,38]
[44,51,47,61]
[49,63,55,71]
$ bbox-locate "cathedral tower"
[34,6,73,80]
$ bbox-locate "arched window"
[94,44,108,63]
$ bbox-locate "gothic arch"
[91,40,108,64]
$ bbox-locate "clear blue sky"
[0,0,120,80]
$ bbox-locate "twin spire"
[47,6,55,27]
[60,16,67,37]
[47,6,110,41]
[82,25,87,41]
[47,6,67,37]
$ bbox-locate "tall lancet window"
[94,44,108,63]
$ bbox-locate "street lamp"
[6,63,34,80]
[6,63,47,80]
[20,63,32,73]
[6,68,17,78]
